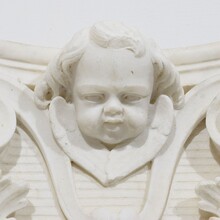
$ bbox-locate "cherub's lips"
[103,118,123,124]
[103,122,123,132]
[103,118,124,131]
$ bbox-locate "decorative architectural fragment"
[196,93,220,220]
[196,177,220,219]
[0,99,28,220]
[0,21,220,219]
[0,174,28,220]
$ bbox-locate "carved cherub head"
[34,21,184,149]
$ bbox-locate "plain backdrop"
[0,0,220,49]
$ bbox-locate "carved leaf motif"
[196,177,220,219]
[0,173,29,220]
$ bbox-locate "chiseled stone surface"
[0,127,61,220]
[1,121,219,219]
[1,21,220,220]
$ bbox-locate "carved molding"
[1,40,220,88]
[0,98,29,219]
[195,93,220,220]
[206,93,220,151]
[0,99,16,152]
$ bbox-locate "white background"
[0,0,220,49]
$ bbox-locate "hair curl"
[34,21,184,110]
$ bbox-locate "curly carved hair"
[34,21,184,110]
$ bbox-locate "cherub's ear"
[151,95,174,137]
[49,97,76,141]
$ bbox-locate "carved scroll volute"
[0,98,29,220]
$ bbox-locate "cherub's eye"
[84,94,105,103]
[121,94,144,103]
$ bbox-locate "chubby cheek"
[125,107,148,132]
[75,105,103,135]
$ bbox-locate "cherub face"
[73,44,154,149]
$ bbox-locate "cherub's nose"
[103,97,124,116]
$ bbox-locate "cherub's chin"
[103,123,122,132]
[101,142,119,151]
[99,138,123,150]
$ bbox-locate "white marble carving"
[0,99,16,151]
[35,22,183,183]
[0,173,28,220]
[206,93,220,151]
[0,98,29,219]
[1,21,220,220]
[33,21,185,219]
[195,93,220,220]
[196,177,220,219]
[33,22,220,219]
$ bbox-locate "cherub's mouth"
[103,118,124,131]
[104,118,123,124]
